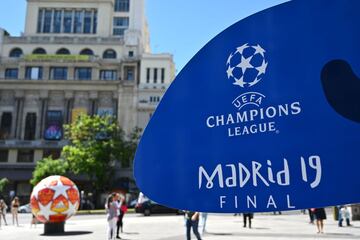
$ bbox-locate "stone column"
[39,90,49,139]
[89,91,98,116]
[64,91,74,124]
[14,90,25,139]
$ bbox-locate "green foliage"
[30,157,69,186]
[0,178,9,193]
[61,114,141,191]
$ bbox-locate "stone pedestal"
[44,222,65,235]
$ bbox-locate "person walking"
[106,194,118,240]
[199,212,208,235]
[243,213,253,228]
[0,199,8,226]
[313,208,326,233]
[308,208,314,224]
[11,197,19,226]
[185,211,202,240]
[340,206,351,227]
[30,213,37,228]
[116,196,127,239]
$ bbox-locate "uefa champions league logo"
[226,43,268,88]
[227,43,268,110]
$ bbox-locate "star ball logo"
[226,43,268,111]
[226,43,268,88]
[205,43,302,137]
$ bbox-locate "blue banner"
[134,0,360,213]
[44,111,63,140]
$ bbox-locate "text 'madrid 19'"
[134,0,360,213]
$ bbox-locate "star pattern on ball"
[30,175,80,223]
[37,202,57,221]
[226,43,268,88]
[48,176,72,199]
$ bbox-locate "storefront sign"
[134,0,360,212]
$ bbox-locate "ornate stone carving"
[98,92,113,108]
[0,90,15,106]
[74,91,89,108]
[24,91,40,108]
[49,91,64,107]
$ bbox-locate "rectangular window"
[53,10,62,33]
[93,11,97,34]
[25,67,43,80]
[0,150,8,162]
[154,68,158,83]
[124,67,134,81]
[5,69,18,79]
[146,68,150,83]
[75,67,92,80]
[43,149,61,159]
[0,112,12,140]
[50,67,68,80]
[63,10,73,33]
[74,10,83,33]
[113,17,129,36]
[43,10,52,33]
[37,9,44,33]
[24,113,37,140]
[38,8,96,34]
[83,11,92,34]
[17,150,34,163]
[161,68,165,83]
[100,70,117,81]
[114,0,130,12]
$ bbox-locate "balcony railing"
[0,139,69,149]
[4,35,125,45]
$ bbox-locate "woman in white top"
[106,194,118,240]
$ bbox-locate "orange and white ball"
[30,175,80,223]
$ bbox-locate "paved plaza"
[0,210,359,239]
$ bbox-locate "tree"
[61,114,140,193]
[0,178,9,193]
[30,157,69,186]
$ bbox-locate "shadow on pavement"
[123,231,139,235]
[40,231,93,236]
[206,232,233,236]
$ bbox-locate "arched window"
[56,48,71,55]
[103,49,117,59]
[9,48,23,58]
[32,48,47,54]
[79,48,94,56]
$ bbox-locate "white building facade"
[0,0,174,200]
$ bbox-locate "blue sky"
[0,0,289,73]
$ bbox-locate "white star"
[249,77,262,87]
[37,202,57,221]
[226,65,235,78]
[233,77,246,88]
[236,43,249,54]
[256,60,268,75]
[237,55,254,73]
[48,176,71,199]
[63,201,79,217]
[226,52,233,65]
[253,44,266,57]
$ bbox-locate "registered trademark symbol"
[276,130,280,134]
